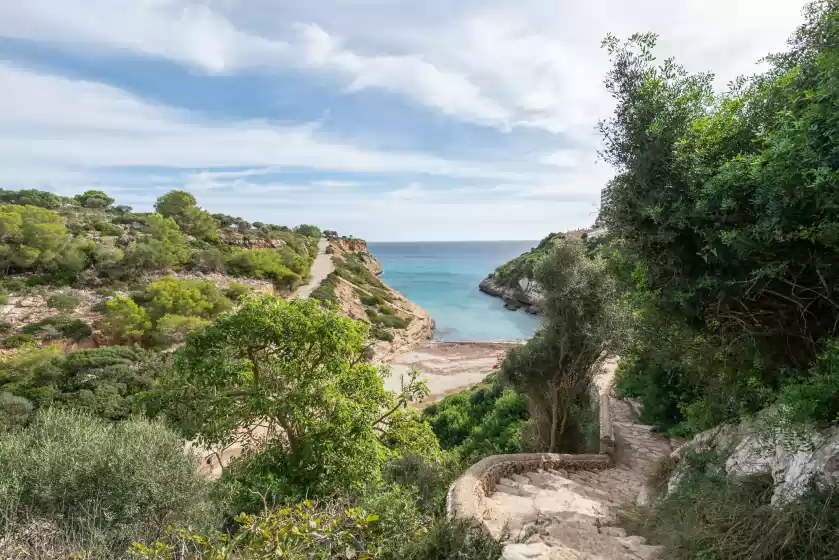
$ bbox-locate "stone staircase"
[448,362,675,560]
[481,398,672,559]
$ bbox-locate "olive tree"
[502,236,619,452]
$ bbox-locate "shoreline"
[384,340,519,406]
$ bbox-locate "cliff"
[327,240,433,362]
[479,274,545,314]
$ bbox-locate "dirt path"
[292,238,334,299]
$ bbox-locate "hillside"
[478,231,586,313]
[310,236,434,361]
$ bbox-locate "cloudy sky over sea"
[0,0,806,240]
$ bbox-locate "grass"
[621,451,839,559]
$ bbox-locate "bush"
[0,392,33,429]
[101,296,151,344]
[623,451,839,560]
[131,501,382,560]
[144,276,232,320]
[423,374,529,463]
[226,248,302,289]
[0,409,215,558]
[190,247,227,273]
[46,292,80,311]
[21,316,92,342]
[224,281,250,302]
[153,314,211,346]
[372,328,394,342]
[4,333,33,348]
[388,517,503,560]
[0,346,163,421]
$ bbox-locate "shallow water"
[368,241,541,342]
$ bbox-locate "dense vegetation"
[488,232,562,289]
[596,2,839,557]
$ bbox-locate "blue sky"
[0,0,806,240]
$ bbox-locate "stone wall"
[447,395,616,522]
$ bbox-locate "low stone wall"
[447,395,616,521]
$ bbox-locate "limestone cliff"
[328,240,433,362]
[478,274,545,314]
[668,411,839,505]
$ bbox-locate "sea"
[367,241,542,342]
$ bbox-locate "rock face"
[479,274,545,314]
[670,414,839,504]
[328,240,434,362]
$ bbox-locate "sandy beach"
[384,341,518,406]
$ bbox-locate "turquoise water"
[367,241,542,342]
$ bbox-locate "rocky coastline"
[478,273,544,314]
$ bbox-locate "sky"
[0,0,808,241]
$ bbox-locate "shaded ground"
[385,342,517,406]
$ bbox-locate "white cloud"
[0,64,539,182]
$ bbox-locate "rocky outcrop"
[669,414,839,505]
[479,274,545,314]
[328,240,433,362]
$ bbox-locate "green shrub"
[388,517,503,560]
[190,247,227,273]
[131,501,382,560]
[22,316,93,342]
[623,451,839,560]
[226,248,302,289]
[4,333,34,348]
[372,328,394,342]
[423,374,529,463]
[360,291,385,306]
[153,314,211,346]
[0,392,33,429]
[144,276,232,320]
[101,296,151,344]
[46,292,81,311]
[376,314,410,330]
[0,409,215,558]
[379,306,395,315]
[0,346,163,421]
[0,294,7,305]
[224,281,250,302]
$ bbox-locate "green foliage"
[774,338,839,430]
[372,328,394,342]
[491,232,561,288]
[153,314,211,346]
[0,346,164,421]
[293,224,322,238]
[423,373,529,464]
[154,190,218,242]
[388,517,503,560]
[21,316,93,342]
[3,333,33,347]
[502,236,617,452]
[190,247,227,273]
[0,204,70,273]
[0,392,33,429]
[224,281,251,301]
[101,296,151,344]
[0,188,66,209]
[623,450,839,560]
[599,4,839,437]
[74,189,114,208]
[144,276,232,320]
[130,501,384,560]
[46,292,80,311]
[225,248,302,289]
[127,214,191,270]
[0,409,215,558]
[162,297,428,506]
